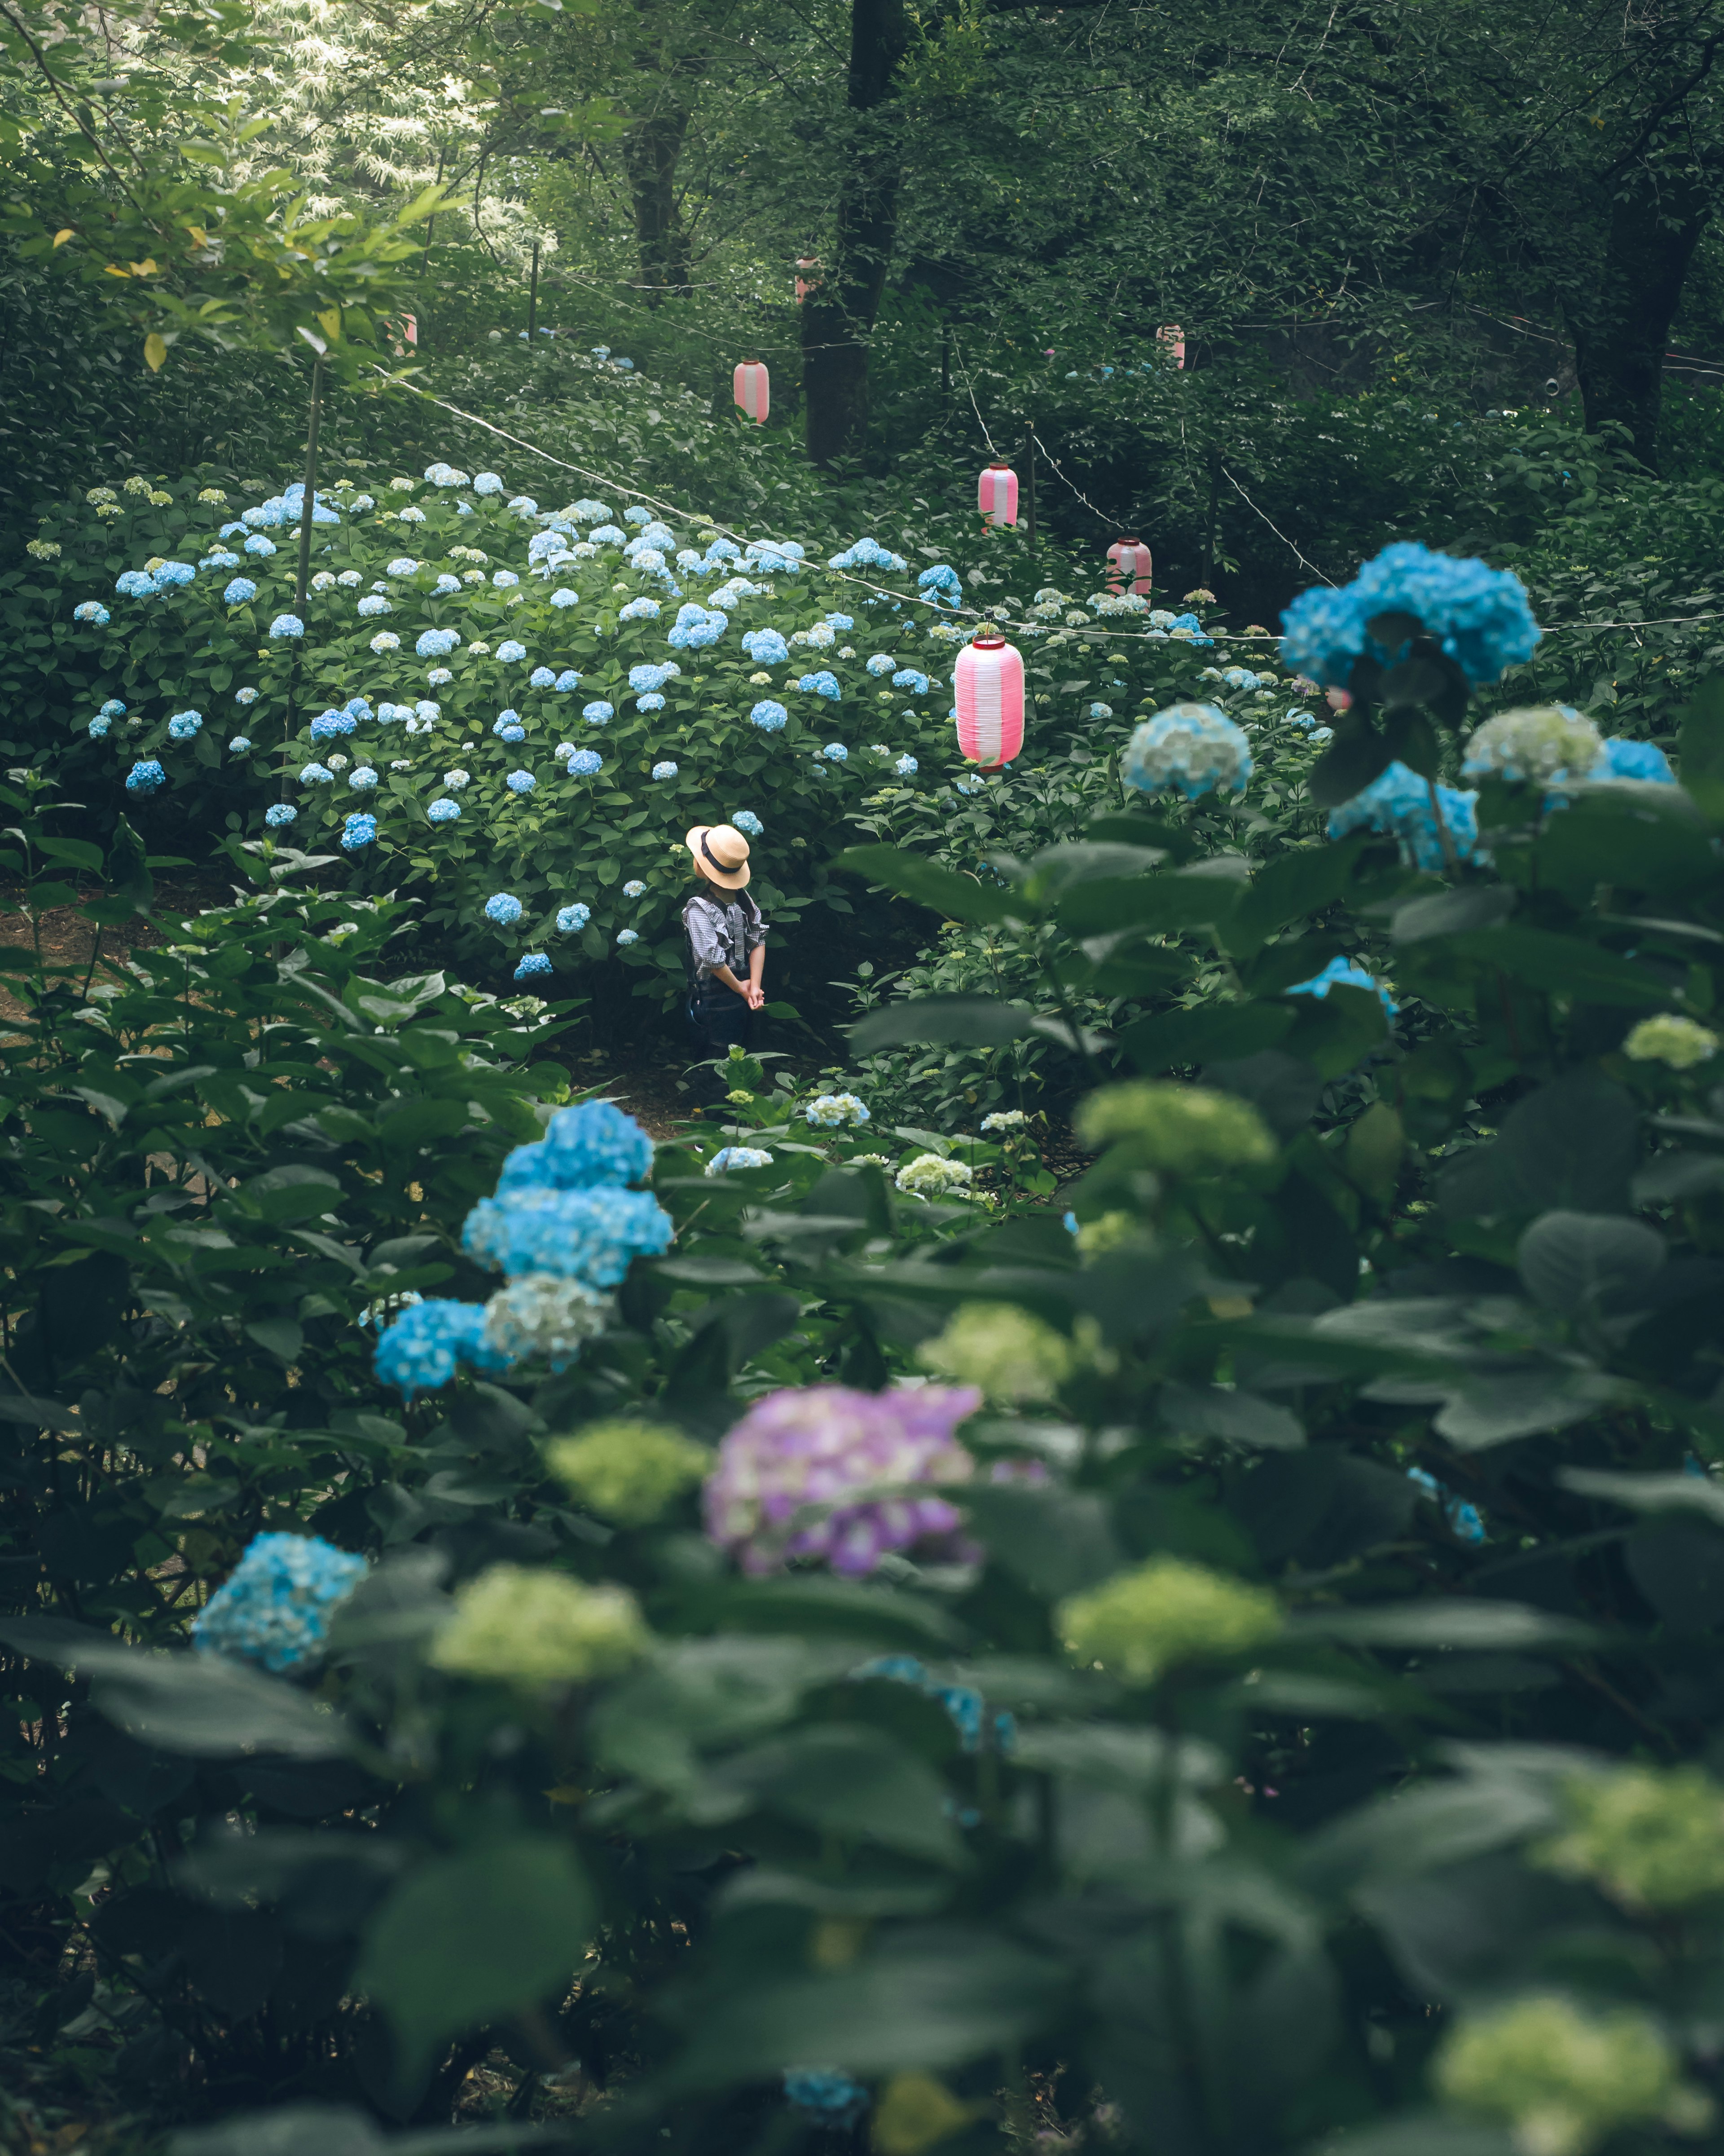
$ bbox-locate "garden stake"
[1024,425,1036,553]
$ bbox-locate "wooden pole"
[941,322,950,398]
[528,239,540,343]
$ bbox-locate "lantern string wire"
[948,331,1001,458]
[372,370,1709,659]
[1029,429,1116,530]
[1219,466,1339,588]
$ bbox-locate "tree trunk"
[622,106,695,301]
[1570,161,1711,472]
[801,0,909,465]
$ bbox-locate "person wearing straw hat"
[683,821,767,1105]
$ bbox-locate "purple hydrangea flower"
[703,1384,980,1576]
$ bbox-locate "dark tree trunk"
[1570,161,1711,472]
[800,0,909,465]
[623,106,696,301]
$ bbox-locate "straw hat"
[685,821,752,890]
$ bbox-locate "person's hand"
[745,982,765,1011]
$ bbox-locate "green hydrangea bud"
[1434,1996,1703,2156]
[1075,1210,1141,1256]
[545,1420,709,1528]
[1532,1766,1724,1911]
[1623,1014,1720,1071]
[1462,704,1603,785]
[430,1564,649,1685]
[1056,1556,1281,1684]
[1075,1082,1275,1173]
[918,1301,1075,1402]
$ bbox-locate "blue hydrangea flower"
[374,1297,501,1397]
[783,2072,869,2127]
[101,699,127,717]
[224,577,258,606]
[623,505,651,525]
[732,810,763,835]
[386,556,420,576]
[821,742,848,762]
[892,668,930,693]
[416,627,461,659]
[88,716,111,739]
[895,754,918,777]
[125,760,165,794]
[651,761,678,781]
[357,595,391,618]
[515,952,552,979]
[590,523,625,545]
[742,628,789,665]
[1121,703,1253,800]
[201,552,240,572]
[233,688,257,707]
[349,767,378,789]
[270,614,305,639]
[462,1184,672,1285]
[629,662,677,693]
[191,1532,369,1673]
[618,596,662,625]
[616,927,640,945]
[310,710,356,741]
[555,669,582,691]
[497,1101,653,1196]
[567,750,603,777]
[484,891,523,925]
[435,573,461,596]
[557,902,592,932]
[73,601,111,626]
[622,879,647,898]
[1328,759,1482,873]
[229,735,251,753]
[529,666,557,688]
[115,570,156,598]
[506,770,536,794]
[583,701,614,726]
[429,798,461,824]
[493,709,524,736]
[707,1146,776,1175]
[572,497,611,519]
[918,564,962,608]
[866,653,896,675]
[1594,736,1675,784]
[265,802,297,827]
[797,671,841,700]
[1286,953,1398,1016]
[474,472,504,495]
[1088,701,1114,720]
[299,762,334,785]
[497,639,528,662]
[342,811,378,850]
[1280,544,1539,688]
[242,535,277,560]
[829,537,906,572]
[167,710,202,741]
[750,700,788,732]
[427,666,453,686]
[638,693,666,713]
[551,590,579,610]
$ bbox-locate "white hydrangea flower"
[1461,704,1604,785]
[895,1154,975,1198]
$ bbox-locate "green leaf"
[850,996,1036,1054]
[357,1838,595,2074]
[1449,926,1669,1007]
[1159,1380,1304,1449]
[1516,1210,1665,1314]
[1289,1602,1599,1650]
[710,1724,964,1864]
[1056,868,1243,938]
[1226,836,1368,955]
[835,845,1016,925]
[1118,1001,1295,1074]
[75,1648,353,1757]
[1677,674,1724,820]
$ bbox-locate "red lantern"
[734,360,770,424]
[1107,538,1153,596]
[977,462,1018,526]
[1157,324,1186,369]
[954,632,1025,770]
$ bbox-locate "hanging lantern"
[734,360,770,425]
[1156,324,1186,369]
[795,258,821,304]
[1107,538,1153,596]
[977,461,1018,527]
[954,631,1025,771]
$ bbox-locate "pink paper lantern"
[1157,324,1186,369]
[1107,538,1153,596]
[954,632,1025,771]
[795,259,821,304]
[734,360,770,425]
[977,462,1018,526]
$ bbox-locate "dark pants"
[686,989,757,1107]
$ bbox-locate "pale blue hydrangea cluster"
[798,670,841,700]
[300,762,334,785]
[750,700,788,732]
[558,902,592,932]
[265,802,297,827]
[429,798,461,824]
[497,639,528,663]
[485,891,523,924]
[895,754,918,777]
[866,653,896,676]
[342,812,377,850]
[462,1178,670,1286]
[567,750,603,777]
[617,928,640,946]
[416,627,460,659]
[311,709,357,741]
[782,2073,869,2128]
[1594,737,1675,783]
[669,602,729,651]
[192,1532,369,1673]
[167,710,202,741]
[743,628,789,665]
[1121,703,1253,800]
[270,614,305,639]
[88,716,110,739]
[1286,953,1398,1016]
[126,759,165,794]
[73,600,110,625]
[629,661,680,694]
[918,564,963,608]
[584,700,614,726]
[224,577,257,605]
[515,952,552,979]
[707,1146,776,1175]
[495,711,524,741]
[732,810,763,835]
[829,537,907,572]
[893,668,930,694]
[805,1092,869,1128]
[1327,759,1482,873]
[821,742,848,762]
[1280,542,1540,689]
[854,1653,1014,1753]
[652,760,679,781]
[506,770,535,794]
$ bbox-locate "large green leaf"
[834,845,1018,925]
[1056,867,1244,939]
[1516,1209,1665,1314]
[1226,835,1369,955]
[1119,1001,1295,1074]
[1449,926,1671,1006]
[357,1837,596,2072]
[849,995,1036,1054]
[709,1723,965,1865]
